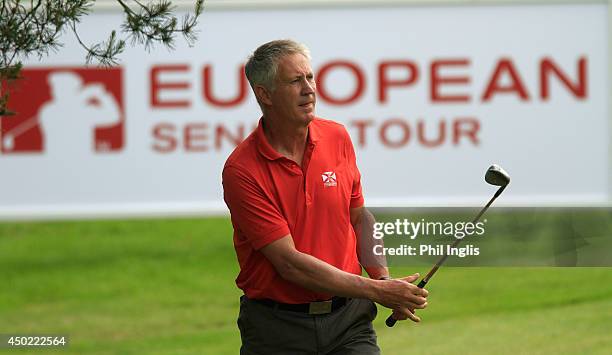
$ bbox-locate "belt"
[249,296,350,315]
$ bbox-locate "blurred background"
[1,0,611,354]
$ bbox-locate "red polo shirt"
[222,117,364,303]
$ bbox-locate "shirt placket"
[302,142,316,206]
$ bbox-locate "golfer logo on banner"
[0,67,125,155]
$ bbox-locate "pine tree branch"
[0,0,205,115]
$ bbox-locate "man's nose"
[301,78,315,95]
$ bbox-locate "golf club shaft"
[385,185,506,327]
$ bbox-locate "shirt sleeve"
[343,128,365,209]
[222,165,291,250]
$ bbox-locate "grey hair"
[245,39,311,92]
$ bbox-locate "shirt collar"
[256,117,320,161]
[256,118,282,161]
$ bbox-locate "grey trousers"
[238,296,381,355]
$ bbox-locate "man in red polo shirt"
[223,39,428,354]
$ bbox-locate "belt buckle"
[308,300,332,315]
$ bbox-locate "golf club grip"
[385,314,398,327]
[385,279,427,327]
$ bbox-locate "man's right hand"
[374,273,428,323]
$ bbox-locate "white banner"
[0,3,608,218]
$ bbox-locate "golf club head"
[485,164,510,186]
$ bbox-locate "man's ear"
[255,85,273,106]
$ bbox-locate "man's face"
[268,53,316,125]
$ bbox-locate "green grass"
[1,217,611,354]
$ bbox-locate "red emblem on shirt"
[321,171,337,187]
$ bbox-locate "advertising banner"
[0,3,608,218]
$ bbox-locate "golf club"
[385,164,510,327]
